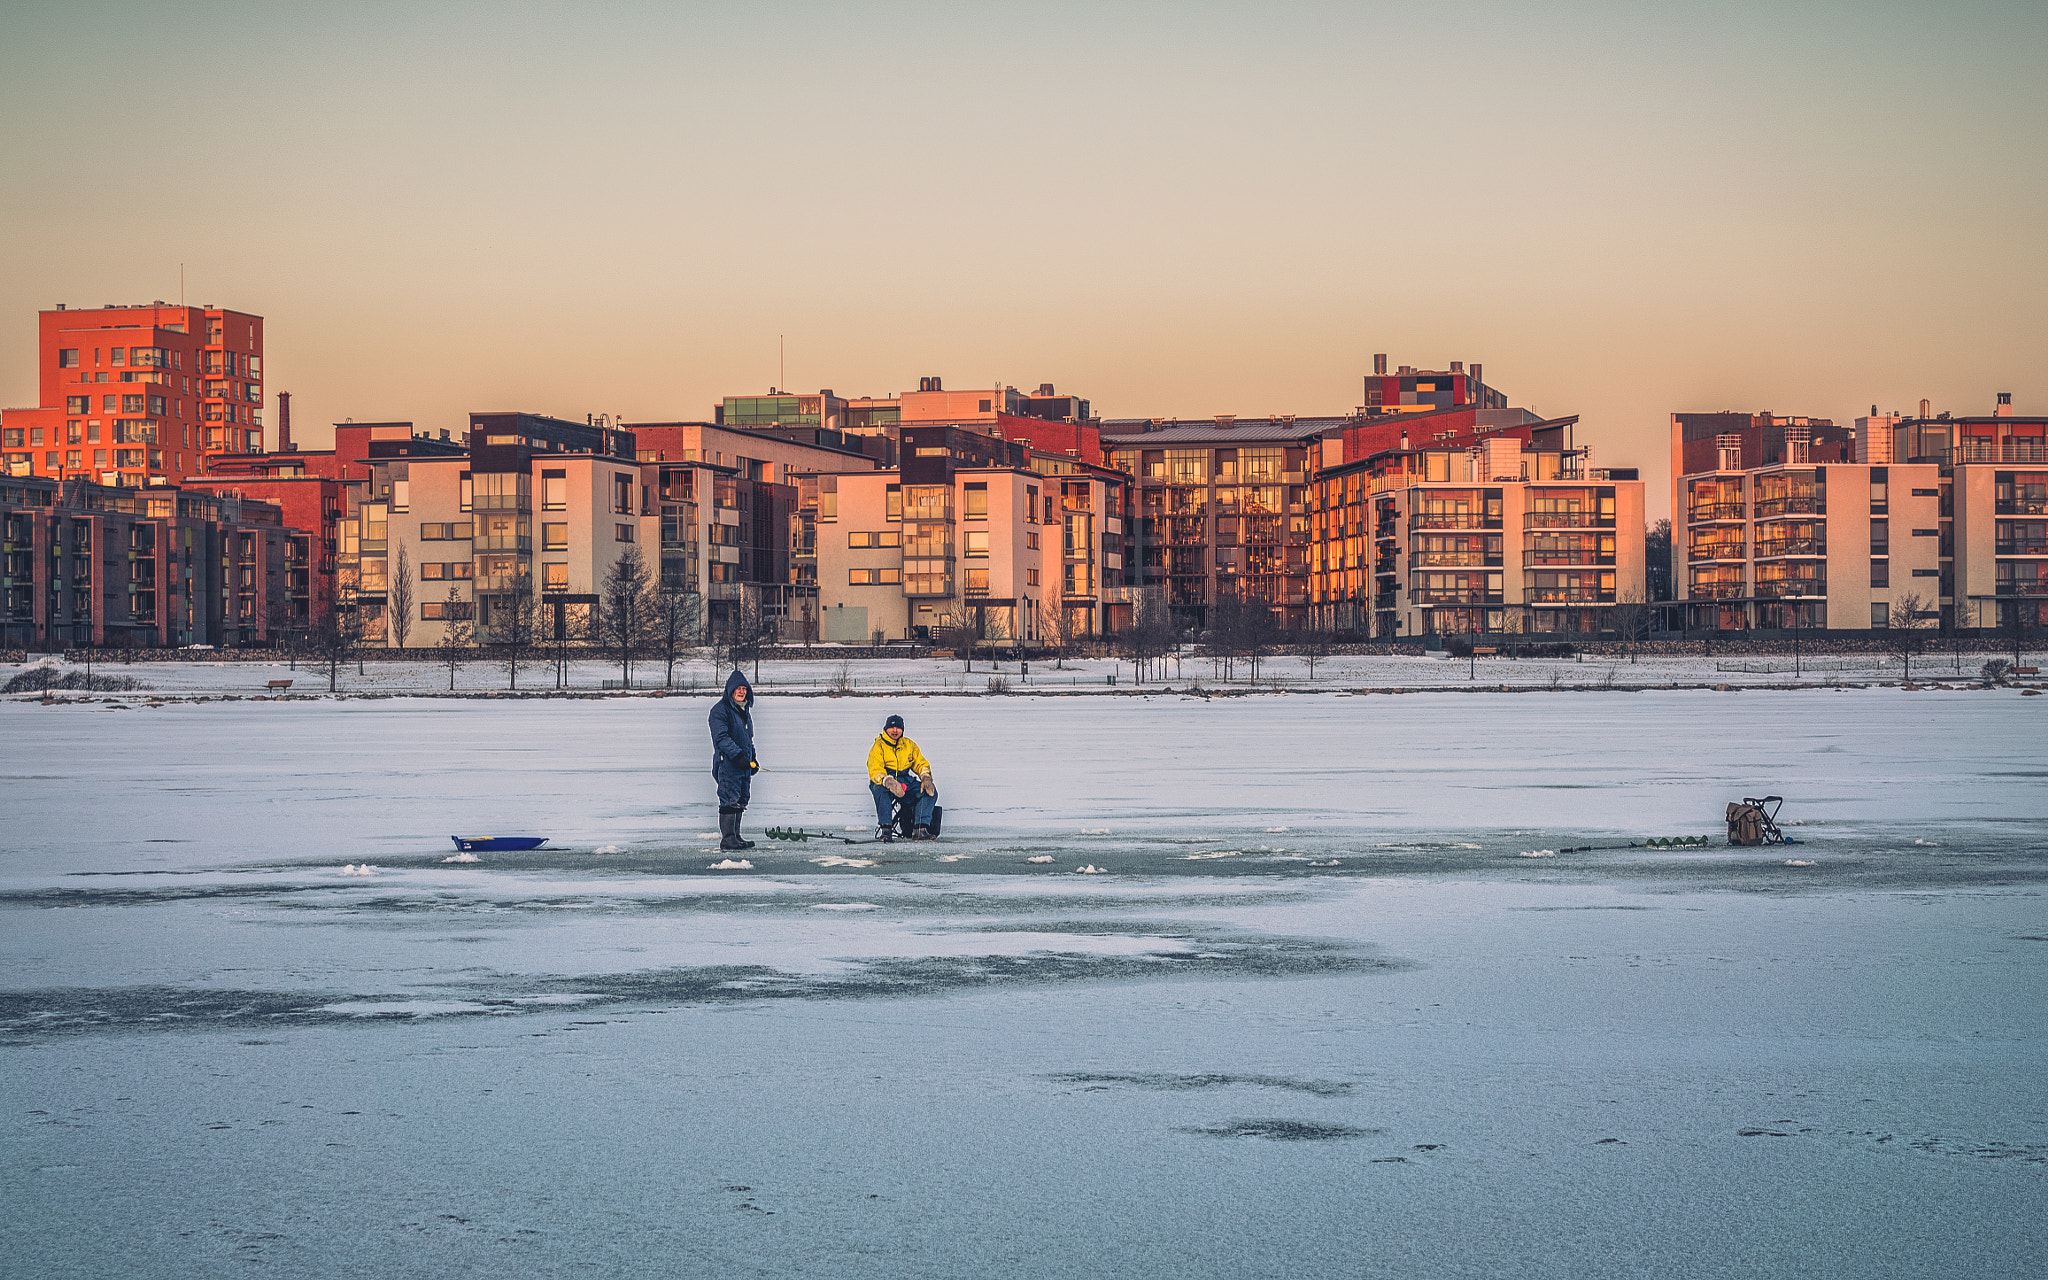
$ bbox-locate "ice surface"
[3,685,2044,1279]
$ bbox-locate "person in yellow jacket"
[867,713,936,841]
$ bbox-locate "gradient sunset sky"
[3,0,2042,512]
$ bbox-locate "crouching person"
[709,670,759,850]
[866,713,936,841]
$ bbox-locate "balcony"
[1410,589,1503,606]
[1529,589,1615,605]
[474,534,532,552]
[1753,579,1826,599]
[1414,552,1502,567]
[1951,441,2048,464]
[1997,501,2048,516]
[1688,543,1745,562]
[1687,502,1745,522]
[1411,514,1500,531]
[1688,582,1746,600]
[471,494,532,512]
[1752,496,1821,518]
[1996,582,2048,596]
[1524,512,1613,529]
[1753,538,1826,558]
[1523,552,1614,567]
[1994,540,2048,556]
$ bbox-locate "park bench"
[265,679,293,690]
[1471,647,1498,657]
[2017,666,2040,676]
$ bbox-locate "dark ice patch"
[1178,1119,1380,1141]
[1046,1072,1354,1097]
[0,932,1397,1041]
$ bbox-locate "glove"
[919,771,937,797]
[884,777,908,798]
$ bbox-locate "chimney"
[1919,398,1930,418]
[1372,354,1388,376]
[1470,362,1483,389]
[276,391,292,454]
[1996,392,2013,417]
[1214,414,1236,429]
[1450,361,1464,374]
[1037,383,1055,396]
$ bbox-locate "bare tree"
[309,604,364,693]
[1238,594,1279,682]
[1297,622,1336,681]
[487,573,539,690]
[434,588,473,690]
[389,544,414,651]
[2000,598,2035,671]
[1887,592,1930,681]
[720,585,768,681]
[1205,592,1243,681]
[1121,587,1173,684]
[1611,587,1652,664]
[599,545,653,688]
[1037,601,1079,670]
[648,583,700,689]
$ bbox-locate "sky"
[3,0,2043,517]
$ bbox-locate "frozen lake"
[4,688,2043,1278]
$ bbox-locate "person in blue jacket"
[708,669,759,850]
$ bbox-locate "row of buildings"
[4,301,2040,650]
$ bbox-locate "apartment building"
[1,475,291,650]
[1359,354,1508,416]
[716,377,1090,439]
[1671,412,1944,632]
[1898,398,2048,632]
[1101,418,1333,630]
[814,464,1120,645]
[1311,421,1646,638]
[1,303,266,487]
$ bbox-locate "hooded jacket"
[708,670,756,776]
[867,731,931,783]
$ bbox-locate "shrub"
[3,668,149,694]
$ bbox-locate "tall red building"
[1,302,265,487]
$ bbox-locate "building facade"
[2,302,265,486]
[1666,402,2048,633]
[1312,423,1647,638]
[2,475,291,650]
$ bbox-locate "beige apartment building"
[1313,426,1647,638]
[813,465,1121,645]
[1671,400,2044,632]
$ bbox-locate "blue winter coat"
[708,669,756,779]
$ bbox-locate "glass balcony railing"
[1689,543,1745,561]
[1687,502,1745,522]
[1753,579,1826,599]
[1528,589,1615,604]
[1688,582,1746,600]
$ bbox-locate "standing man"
[866,713,936,841]
[709,669,759,850]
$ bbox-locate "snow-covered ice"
[3,683,2042,1279]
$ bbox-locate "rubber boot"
[719,810,754,851]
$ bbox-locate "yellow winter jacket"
[867,733,931,783]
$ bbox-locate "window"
[451,561,472,579]
[543,469,566,510]
[963,483,988,520]
[121,395,145,413]
[109,347,124,366]
[1026,530,1039,550]
[1911,488,1939,497]
[1911,529,1938,537]
[422,563,446,580]
[67,396,88,414]
[1870,560,1888,588]
[0,428,18,447]
[615,523,634,543]
[978,399,992,413]
[1025,486,1038,522]
[850,567,902,585]
[459,472,472,512]
[542,523,567,550]
[102,395,117,412]
[58,349,79,368]
[614,474,632,514]
[1871,603,1889,628]
[965,567,990,593]
[1027,567,1040,586]
[1911,568,1939,577]
[964,530,989,558]
[390,479,408,512]
[886,485,902,521]
[848,531,902,548]
[543,564,568,591]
